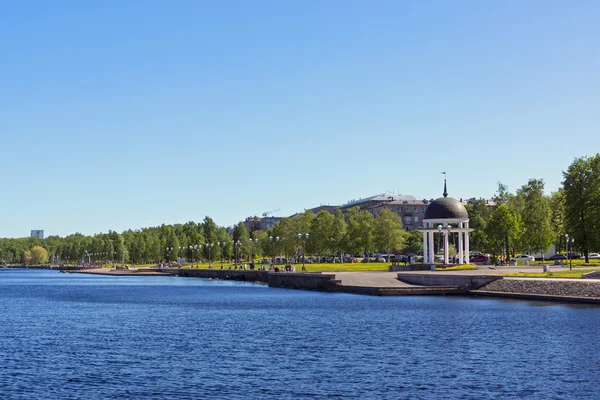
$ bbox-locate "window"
[414,216,419,222]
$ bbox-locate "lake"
[0,269,598,399]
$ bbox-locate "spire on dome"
[442,172,448,197]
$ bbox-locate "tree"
[232,222,250,260]
[202,216,219,259]
[549,189,566,253]
[344,207,375,259]
[373,209,406,258]
[330,210,347,260]
[485,203,523,259]
[563,154,600,262]
[30,246,49,264]
[465,199,493,252]
[518,179,554,259]
[309,211,335,256]
[250,230,268,258]
[403,230,423,254]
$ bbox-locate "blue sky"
[1,1,598,238]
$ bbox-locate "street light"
[437,225,452,264]
[206,243,214,268]
[234,240,242,269]
[249,238,258,269]
[269,236,280,266]
[565,234,574,271]
[298,233,309,271]
[165,247,173,263]
[217,241,224,269]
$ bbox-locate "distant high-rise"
[31,230,44,239]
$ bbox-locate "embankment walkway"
[64,267,600,304]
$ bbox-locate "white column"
[443,232,449,264]
[423,232,428,264]
[458,228,464,265]
[428,229,435,264]
[465,231,471,264]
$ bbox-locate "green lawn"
[127,262,478,273]
[436,265,477,271]
[530,260,600,267]
[504,269,597,278]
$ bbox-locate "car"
[548,254,567,260]
[567,253,582,259]
[470,255,490,263]
[588,253,600,259]
[509,254,535,262]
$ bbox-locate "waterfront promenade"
[65,264,600,303]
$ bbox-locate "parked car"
[509,255,535,262]
[567,253,582,259]
[548,254,567,260]
[588,253,600,259]
[470,255,490,263]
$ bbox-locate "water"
[0,269,598,399]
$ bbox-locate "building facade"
[243,216,284,233]
[31,230,44,239]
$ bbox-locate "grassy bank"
[125,262,477,272]
[530,260,600,267]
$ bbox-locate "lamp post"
[165,247,172,263]
[217,241,224,269]
[269,236,280,266]
[234,240,241,269]
[249,238,257,269]
[437,225,452,265]
[297,233,309,270]
[565,234,570,270]
[206,243,214,268]
[565,234,575,270]
[569,237,575,270]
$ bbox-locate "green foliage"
[549,189,566,252]
[403,230,422,254]
[373,208,406,254]
[309,211,335,255]
[518,179,553,257]
[563,154,600,261]
[485,203,523,258]
[345,207,375,255]
[436,264,477,271]
[466,199,493,252]
[30,246,49,264]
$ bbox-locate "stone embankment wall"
[397,273,502,290]
[178,269,269,282]
[480,279,600,299]
[177,269,339,291]
[268,273,338,290]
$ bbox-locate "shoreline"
[55,267,600,305]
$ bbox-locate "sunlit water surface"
[0,269,598,399]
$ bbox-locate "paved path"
[334,271,415,287]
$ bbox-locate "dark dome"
[423,197,469,220]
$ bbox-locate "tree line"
[1,154,598,265]
[467,154,600,262]
[0,209,416,265]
